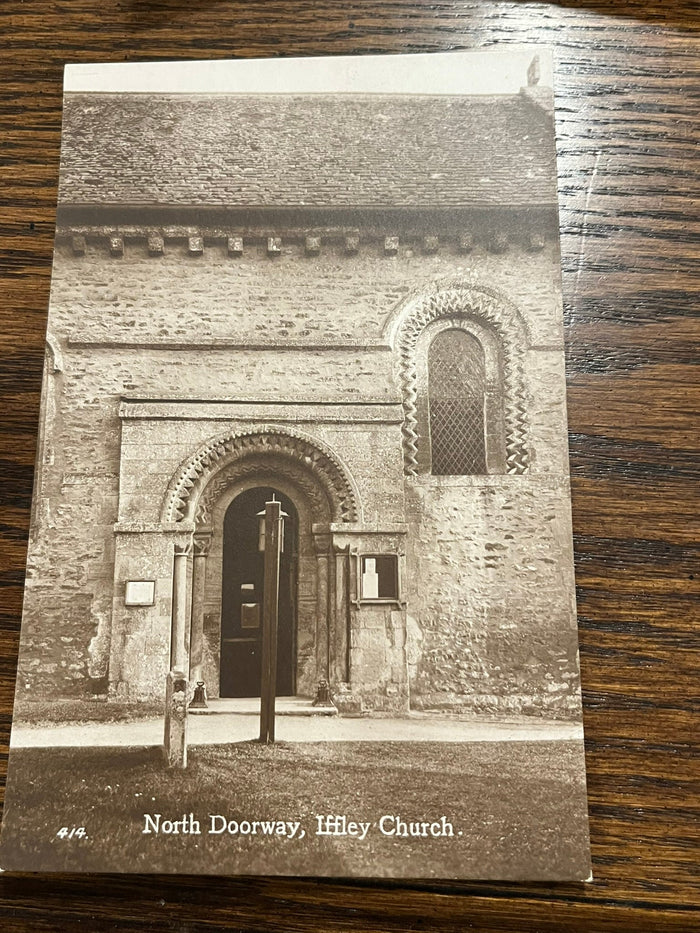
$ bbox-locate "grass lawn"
[0,740,590,879]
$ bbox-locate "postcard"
[0,49,590,879]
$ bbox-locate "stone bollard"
[164,669,188,769]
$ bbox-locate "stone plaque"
[124,580,155,607]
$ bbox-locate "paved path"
[10,710,583,748]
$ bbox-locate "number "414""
[56,826,88,840]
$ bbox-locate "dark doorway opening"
[220,488,297,698]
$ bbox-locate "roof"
[58,92,557,210]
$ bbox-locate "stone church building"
[18,78,582,720]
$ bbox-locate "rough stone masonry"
[16,85,583,721]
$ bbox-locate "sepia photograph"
[0,48,590,879]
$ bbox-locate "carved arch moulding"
[195,456,333,527]
[162,426,361,525]
[389,278,530,476]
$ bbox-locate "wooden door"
[219,487,296,698]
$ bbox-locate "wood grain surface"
[1,2,698,930]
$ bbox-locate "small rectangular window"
[360,555,398,600]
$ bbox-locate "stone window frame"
[415,318,506,476]
[390,280,530,476]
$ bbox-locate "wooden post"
[259,499,282,744]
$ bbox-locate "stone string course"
[60,228,553,260]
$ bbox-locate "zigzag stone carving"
[162,426,359,524]
[195,456,331,526]
[395,283,529,475]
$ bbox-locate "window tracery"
[428,329,487,475]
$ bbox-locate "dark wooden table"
[1,2,698,930]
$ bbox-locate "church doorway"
[219,487,297,698]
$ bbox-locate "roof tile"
[59,93,557,209]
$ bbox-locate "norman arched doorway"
[162,426,362,703]
[220,487,298,698]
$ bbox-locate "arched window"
[428,329,487,475]
[393,284,529,476]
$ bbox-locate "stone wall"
[48,236,564,347]
[404,476,580,717]
[18,229,580,717]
